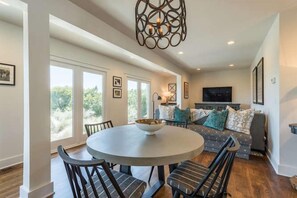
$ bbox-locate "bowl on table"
[135,119,165,135]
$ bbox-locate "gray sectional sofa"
[156,109,266,159]
[188,113,265,159]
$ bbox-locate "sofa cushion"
[225,106,255,134]
[188,125,252,146]
[174,107,190,122]
[203,110,228,131]
[159,105,175,120]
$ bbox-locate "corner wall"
[250,15,280,172]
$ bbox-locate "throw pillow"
[158,105,175,120]
[190,108,212,122]
[203,110,228,131]
[174,107,190,122]
[225,106,255,134]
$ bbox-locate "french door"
[50,62,105,150]
[127,79,150,124]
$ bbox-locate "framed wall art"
[113,76,122,87]
[113,88,122,98]
[256,57,264,105]
[168,83,176,102]
[184,82,189,99]
[252,67,257,104]
[0,63,15,86]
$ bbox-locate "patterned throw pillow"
[203,110,228,131]
[225,106,255,134]
[174,107,190,122]
[159,105,175,120]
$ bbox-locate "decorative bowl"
[135,119,165,135]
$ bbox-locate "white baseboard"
[0,154,23,170]
[20,182,54,198]
[266,149,297,177]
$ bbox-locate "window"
[50,63,105,147]
[83,72,103,129]
[50,66,73,142]
[127,79,150,123]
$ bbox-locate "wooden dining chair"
[85,120,116,170]
[167,136,240,198]
[57,145,146,198]
[85,120,114,137]
[148,120,188,183]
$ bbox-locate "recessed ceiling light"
[196,68,201,71]
[229,64,234,67]
[0,1,9,6]
[227,41,235,45]
[178,51,184,55]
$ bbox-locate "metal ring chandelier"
[135,0,187,50]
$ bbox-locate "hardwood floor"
[1,145,297,198]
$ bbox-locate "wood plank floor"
[1,145,297,198]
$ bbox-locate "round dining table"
[87,124,204,197]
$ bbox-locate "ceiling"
[1,0,297,74]
[69,0,297,72]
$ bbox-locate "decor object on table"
[174,107,190,122]
[113,88,122,98]
[135,119,165,135]
[113,76,122,87]
[168,83,176,102]
[158,104,175,120]
[225,106,255,134]
[135,0,187,49]
[152,92,162,119]
[0,63,15,86]
[184,82,189,99]
[252,57,264,104]
[203,109,228,131]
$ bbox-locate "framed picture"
[184,82,189,99]
[168,83,176,92]
[113,88,122,98]
[256,57,264,105]
[0,63,15,86]
[252,67,257,104]
[168,83,176,102]
[113,76,122,87]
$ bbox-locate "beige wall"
[189,68,250,108]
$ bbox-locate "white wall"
[189,68,251,108]
[250,16,281,173]
[279,6,297,176]
[0,20,23,169]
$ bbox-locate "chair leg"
[173,191,180,198]
[148,166,155,183]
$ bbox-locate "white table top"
[87,125,204,166]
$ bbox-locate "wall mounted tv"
[203,87,232,102]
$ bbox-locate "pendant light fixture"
[135,0,187,50]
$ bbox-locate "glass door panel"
[141,83,150,118]
[50,66,73,142]
[83,72,103,132]
[128,80,138,124]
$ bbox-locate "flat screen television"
[203,87,232,102]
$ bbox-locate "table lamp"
[152,92,162,119]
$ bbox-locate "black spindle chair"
[85,120,114,137]
[57,145,146,198]
[85,120,116,170]
[148,119,188,183]
[167,136,240,198]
